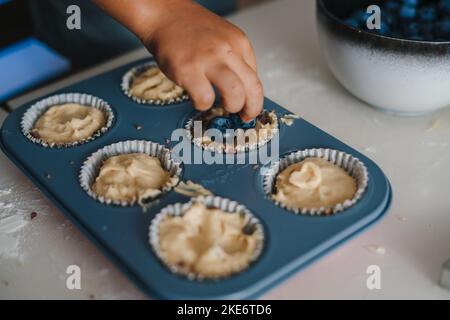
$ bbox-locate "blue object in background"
[0,37,70,102]
[27,0,237,68]
[197,0,236,16]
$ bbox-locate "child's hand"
[94,0,263,121]
[146,1,263,120]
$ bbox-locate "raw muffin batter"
[129,66,185,101]
[191,107,278,153]
[31,103,106,144]
[92,153,177,204]
[157,202,262,278]
[273,158,357,211]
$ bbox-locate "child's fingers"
[238,39,258,72]
[206,65,246,114]
[177,71,215,111]
[226,52,264,121]
[244,48,258,73]
[227,27,258,72]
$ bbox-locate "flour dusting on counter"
[364,244,386,255]
[364,146,377,154]
[0,179,51,261]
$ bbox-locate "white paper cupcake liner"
[79,140,183,206]
[121,61,189,105]
[21,93,114,148]
[262,148,369,215]
[149,195,265,281]
[184,110,279,154]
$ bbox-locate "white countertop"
[1,0,450,299]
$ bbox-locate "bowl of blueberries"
[316,0,450,116]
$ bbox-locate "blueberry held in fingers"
[240,118,257,130]
[229,113,243,128]
[230,114,256,130]
[207,117,233,133]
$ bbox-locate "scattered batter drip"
[189,107,278,153]
[174,181,213,198]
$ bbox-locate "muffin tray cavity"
[0,58,392,299]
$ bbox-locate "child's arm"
[93,0,263,120]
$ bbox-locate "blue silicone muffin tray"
[0,58,392,299]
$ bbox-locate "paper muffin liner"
[149,195,265,281]
[262,148,369,215]
[121,61,189,105]
[79,140,182,206]
[184,109,279,154]
[21,93,114,148]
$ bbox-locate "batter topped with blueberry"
[188,106,278,153]
[344,0,450,41]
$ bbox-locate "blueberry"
[229,114,243,128]
[229,114,256,130]
[399,6,417,20]
[418,6,437,22]
[435,18,450,38]
[207,117,233,133]
[376,22,391,35]
[240,118,256,130]
[402,0,420,6]
[438,0,450,15]
[419,22,435,37]
[352,9,372,26]
[403,22,421,37]
[384,1,401,12]
[344,17,360,28]
[381,11,396,26]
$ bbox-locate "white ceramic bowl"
[316,0,450,116]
